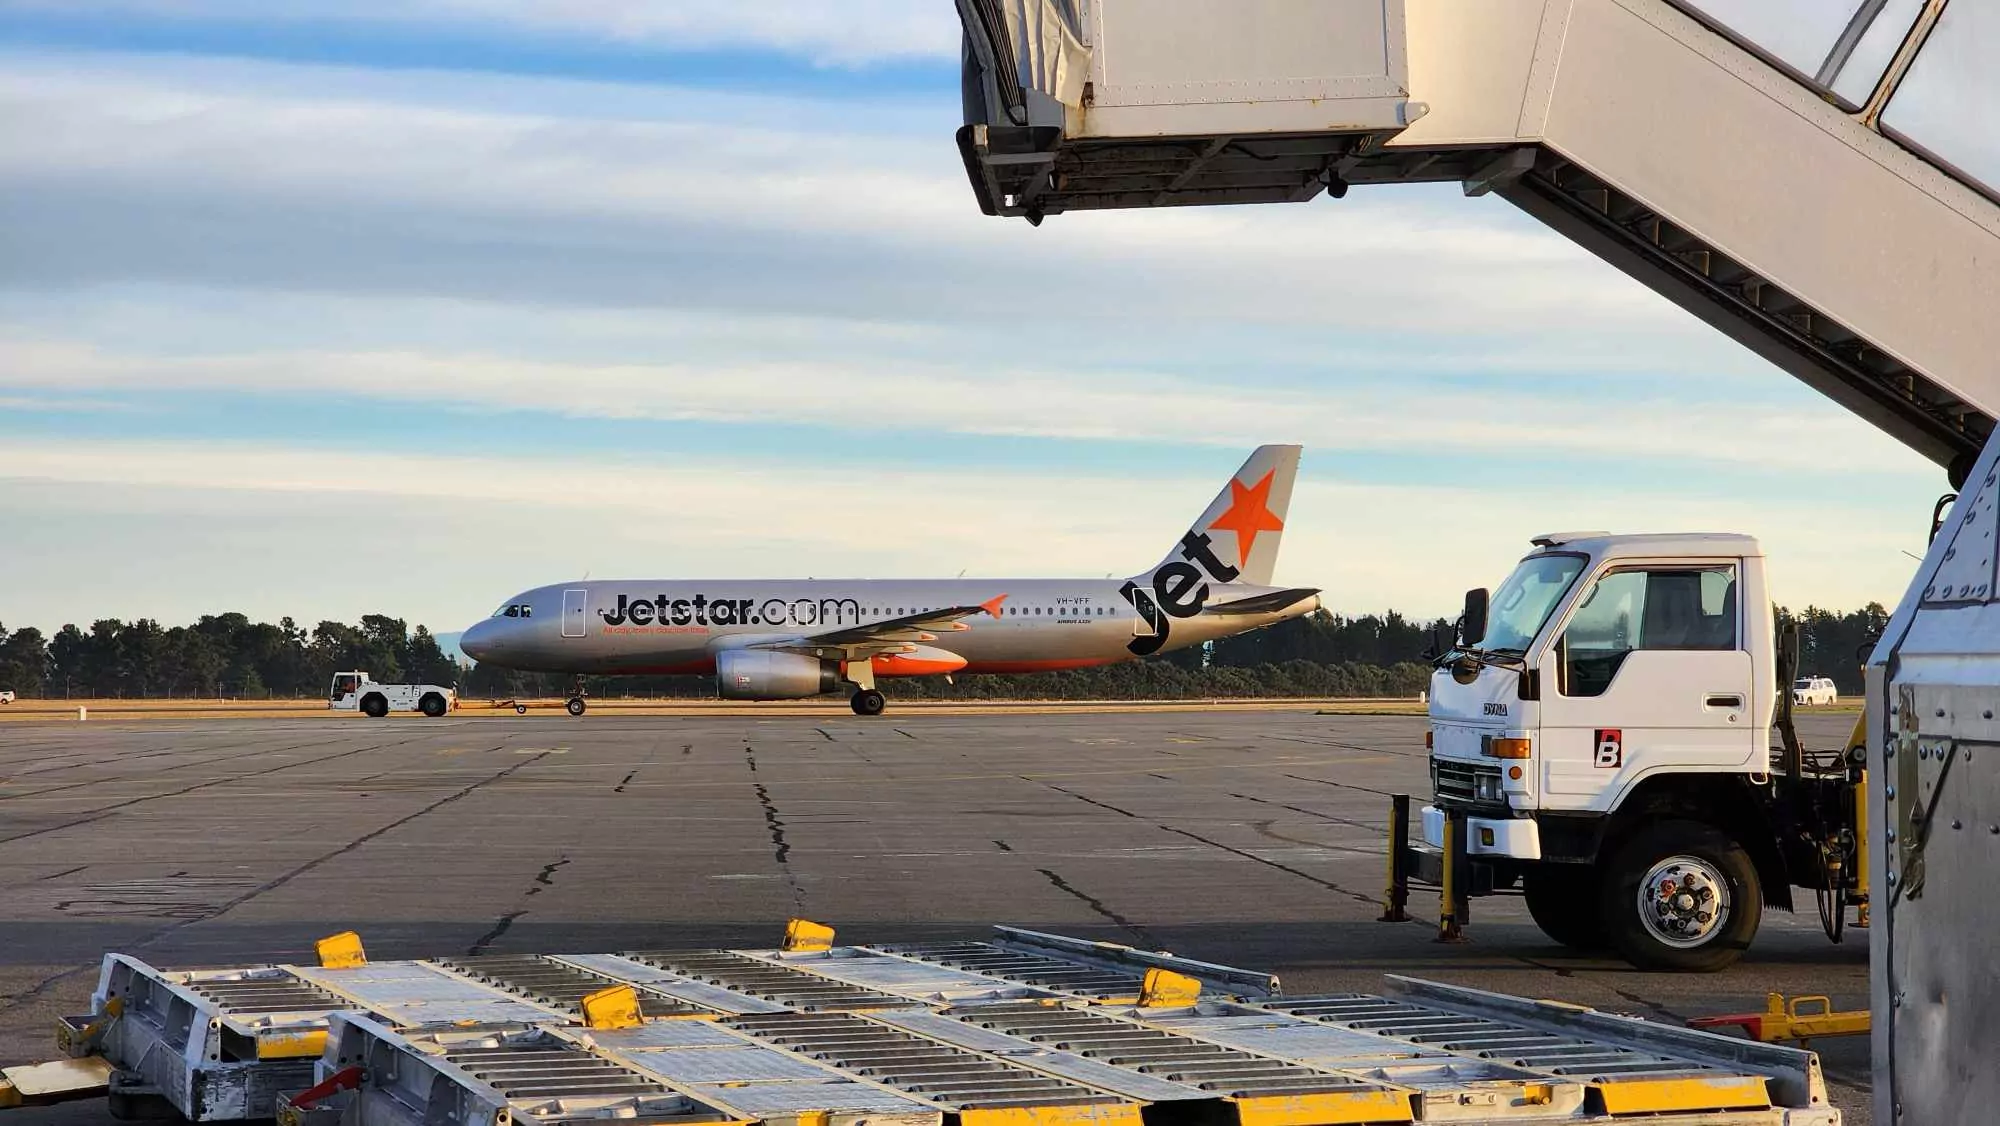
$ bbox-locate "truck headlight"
[1475,773,1504,803]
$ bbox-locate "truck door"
[1536,564,1756,811]
[562,588,589,638]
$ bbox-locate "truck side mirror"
[1461,588,1489,647]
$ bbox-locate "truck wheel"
[1522,866,1609,950]
[566,696,587,717]
[419,693,447,718]
[360,693,389,718]
[1601,820,1761,972]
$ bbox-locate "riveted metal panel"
[1869,425,2000,1126]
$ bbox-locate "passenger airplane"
[458,446,1321,716]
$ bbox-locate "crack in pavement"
[6,729,317,780]
[615,771,637,793]
[1281,772,1398,799]
[744,746,804,910]
[527,857,570,895]
[1230,791,1387,833]
[0,732,438,844]
[1270,734,1424,760]
[1,746,544,1014]
[467,853,571,955]
[1034,780,1382,907]
[468,911,527,956]
[1035,867,1155,947]
[0,730,400,802]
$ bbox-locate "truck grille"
[1432,758,1500,804]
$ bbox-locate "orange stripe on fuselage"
[958,657,1122,674]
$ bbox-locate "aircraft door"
[1130,588,1162,637]
[562,588,589,638]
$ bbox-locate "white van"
[1792,676,1838,706]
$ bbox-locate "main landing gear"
[850,689,886,717]
[566,677,588,717]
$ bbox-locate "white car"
[0,690,14,705]
[1792,676,1838,706]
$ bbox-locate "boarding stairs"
[955,0,2000,478]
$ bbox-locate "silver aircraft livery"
[458,445,1322,715]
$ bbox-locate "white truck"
[1387,532,1867,973]
[328,671,456,718]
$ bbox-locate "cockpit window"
[497,603,533,619]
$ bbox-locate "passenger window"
[1558,566,1738,697]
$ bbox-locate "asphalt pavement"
[0,708,1870,1123]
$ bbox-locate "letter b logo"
[1593,729,1623,768]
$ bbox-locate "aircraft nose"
[460,620,498,662]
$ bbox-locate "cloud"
[0,56,1708,341]
[1,334,1923,474]
[0,1,962,64]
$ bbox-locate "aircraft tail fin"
[1146,445,1300,587]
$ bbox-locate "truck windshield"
[1483,552,1587,652]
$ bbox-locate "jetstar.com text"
[599,594,862,628]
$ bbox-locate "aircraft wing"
[1203,587,1321,615]
[748,605,993,658]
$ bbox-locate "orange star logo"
[1207,470,1285,567]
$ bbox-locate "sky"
[0,1,1950,638]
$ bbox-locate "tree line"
[0,614,457,699]
[0,605,1888,700]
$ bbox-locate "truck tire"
[419,692,447,718]
[1522,866,1609,950]
[360,693,389,718]
[1601,820,1761,972]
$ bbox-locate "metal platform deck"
[36,926,1837,1125]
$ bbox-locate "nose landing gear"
[566,677,588,717]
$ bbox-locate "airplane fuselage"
[464,578,1316,676]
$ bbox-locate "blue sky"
[0,1,1946,636]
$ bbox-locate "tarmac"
[0,708,1871,1123]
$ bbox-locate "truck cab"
[1413,532,1860,970]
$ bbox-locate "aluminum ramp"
[955,0,2000,476]
[34,926,1837,1125]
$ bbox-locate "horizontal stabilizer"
[1204,587,1321,616]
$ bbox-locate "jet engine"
[715,650,841,700]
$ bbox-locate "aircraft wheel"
[850,689,886,717]
[566,696,587,717]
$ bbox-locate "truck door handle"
[1706,694,1744,708]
